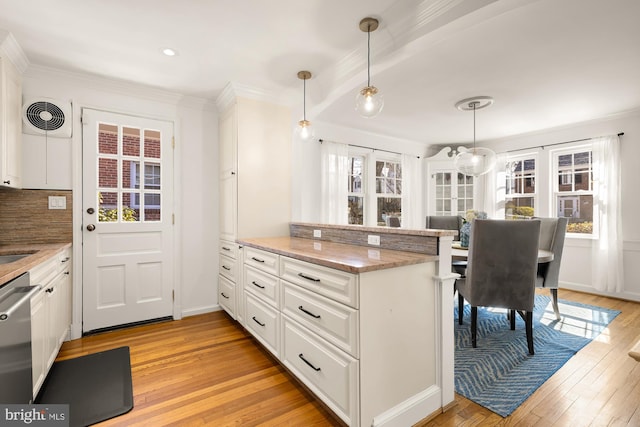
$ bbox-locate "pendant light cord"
[367,23,371,87]
[303,77,307,120]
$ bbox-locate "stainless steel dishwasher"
[0,272,40,403]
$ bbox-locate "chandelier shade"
[454,96,497,177]
[355,17,384,118]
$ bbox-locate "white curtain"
[401,154,423,229]
[320,140,349,224]
[591,135,624,293]
[483,152,508,218]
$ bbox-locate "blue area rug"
[454,295,620,417]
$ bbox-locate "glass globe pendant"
[355,17,384,118]
[295,70,314,141]
[454,97,497,177]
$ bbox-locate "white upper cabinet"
[0,37,23,188]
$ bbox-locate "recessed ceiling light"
[162,48,178,57]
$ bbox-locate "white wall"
[483,109,640,302]
[23,66,219,337]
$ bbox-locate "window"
[348,154,365,225]
[505,156,536,219]
[553,147,593,234]
[375,160,402,226]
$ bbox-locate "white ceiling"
[1,0,639,145]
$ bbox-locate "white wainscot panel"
[97,232,163,255]
[138,262,163,302]
[97,265,126,308]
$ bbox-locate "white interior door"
[82,108,174,333]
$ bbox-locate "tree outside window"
[376,160,402,226]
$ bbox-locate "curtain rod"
[318,138,420,159]
[505,132,624,154]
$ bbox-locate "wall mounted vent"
[22,97,73,137]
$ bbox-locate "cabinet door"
[0,56,22,188]
[430,170,474,216]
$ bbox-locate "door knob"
[86,224,96,232]
[87,207,95,214]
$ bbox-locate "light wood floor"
[57,289,640,426]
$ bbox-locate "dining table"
[451,242,554,263]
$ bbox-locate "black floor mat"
[35,346,133,427]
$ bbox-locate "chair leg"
[526,311,534,355]
[509,309,516,330]
[550,288,561,320]
[471,306,478,348]
[458,292,464,325]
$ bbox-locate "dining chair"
[534,217,568,320]
[456,219,541,355]
[388,216,401,227]
[426,215,463,240]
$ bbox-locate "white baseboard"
[372,385,441,427]
[181,304,222,318]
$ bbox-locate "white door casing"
[82,108,174,332]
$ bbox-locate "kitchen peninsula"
[233,223,457,427]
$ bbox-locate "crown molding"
[0,30,30,74]
[215,81,291,113]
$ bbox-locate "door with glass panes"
[430,169,474,216]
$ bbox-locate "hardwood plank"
[55,289,639,426]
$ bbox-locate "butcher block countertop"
[0,242,72,285]
[237,236,438,274]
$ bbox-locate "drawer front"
[280,256,358,308]
[219,240,238,259]
[219,254,237,282]
[282,283,358,358]
[244,246,279,276]
[245,265,279,308]
[218,275,236,319]
[245,293,280,357]
[282,318,358,426]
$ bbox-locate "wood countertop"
[0,242,72,285]
[237,236,438,274]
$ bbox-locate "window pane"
[348,196,363,225]
[122,160,139,190]
[557,194,593,233]
[505,197,534,219]
[98,124,118,155]
[123,127,140,157]
[144,163,161,189]
[122,193,140,222]
[377,197,401,226]
[98,192,118,222]
[144,194,161,222]
[144,130,161,159]
[98,158,118,188]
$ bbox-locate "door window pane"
[98,192,118,222]
[98,124,118,155]
[98,158,118,188]
[144,194,161,222]
[123,127,140,156]
[144,130,161,159]
[122,193,140,222]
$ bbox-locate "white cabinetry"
[30,247,72,399]
[0,36,23,189]
[216,87,291,320]
[425,147,475,216]
[241,243,437,426]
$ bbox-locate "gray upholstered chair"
[388,216,401,227]
[535,217,568,320]
[456,219,541,355]
[426,215,463,240]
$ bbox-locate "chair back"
[535,217,568,288]
[388,216,401,227]
[465,219,540,311]
[426,215,463,240]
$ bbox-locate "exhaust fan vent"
[22,98,72,137]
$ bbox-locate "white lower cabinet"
[30,247,72,399]
[282,318,358,425]
[218,240,239,320]
[240,243,438,426]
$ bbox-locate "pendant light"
[454,96,497,177]
[355,17,384,118]
[295,70,314,141]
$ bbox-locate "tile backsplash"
[0,188,72,245]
